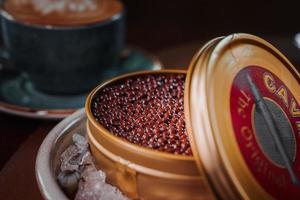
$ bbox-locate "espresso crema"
[3,0,123,26]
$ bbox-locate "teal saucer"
[0,49,162,119]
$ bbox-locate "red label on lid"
[230,66,300,199]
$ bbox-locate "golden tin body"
[86,69,214,200]
[86,34,300,200]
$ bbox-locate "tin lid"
[185,33,300,200]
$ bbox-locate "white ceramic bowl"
[35,109,86,200]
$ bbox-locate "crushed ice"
[57,133,128,200]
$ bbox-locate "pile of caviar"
[91,74,192,156]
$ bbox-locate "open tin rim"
[85,69,195,161]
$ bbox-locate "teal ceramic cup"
[0,7,125,94]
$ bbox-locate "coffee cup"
[0,0,124,94]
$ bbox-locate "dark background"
[123,0,298,47]
[122,0,300,67]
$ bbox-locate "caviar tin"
[86,33,300,200]
[86,69,206,200]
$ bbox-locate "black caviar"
[91,74,192,156]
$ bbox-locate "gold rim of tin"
[185,36,228,200]
[85,69,194,161]
[185,33,300,200]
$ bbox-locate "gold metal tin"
[86,33,300,200]
[85,70,214,200]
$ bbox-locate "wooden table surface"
[0,42,202,200]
